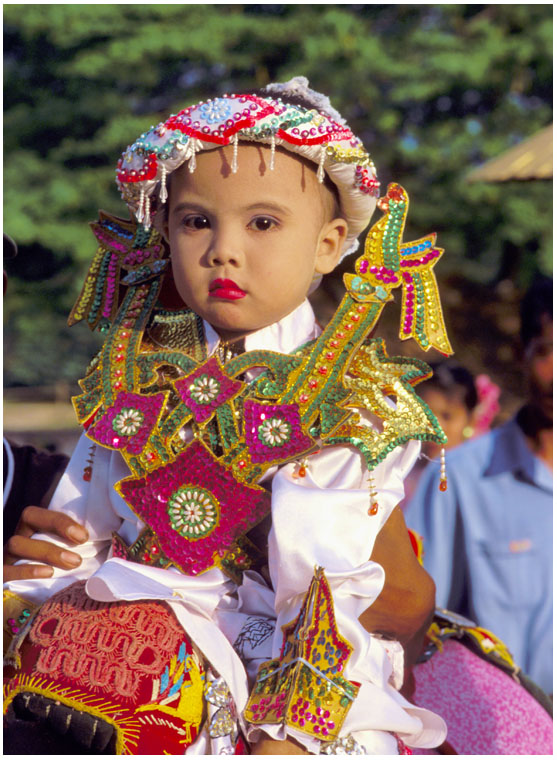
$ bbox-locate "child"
[4,77,451,755]
[401,362,500,509]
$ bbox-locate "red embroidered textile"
[4,581,205,755]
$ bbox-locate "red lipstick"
[209,278,246,300]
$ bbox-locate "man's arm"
[4,506,88,581]
[251,737,307,755]
[405,460,465,613]
[360,505,436,667]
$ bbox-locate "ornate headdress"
[116,76,379,259]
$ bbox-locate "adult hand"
[4,506,89,581]
[251,737,307,754]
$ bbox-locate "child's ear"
[314,218,349,275]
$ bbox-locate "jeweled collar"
[71,184,452,578]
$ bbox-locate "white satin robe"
[5,299,446,754]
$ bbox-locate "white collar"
[204,299,320,357]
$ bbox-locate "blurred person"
[401,362,499,507]
[405,277,553,694]
[420,363,479,456]
[3,233,88,579]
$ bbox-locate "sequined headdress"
[116,76,379,259]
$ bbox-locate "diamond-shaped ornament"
[174,357,245,424]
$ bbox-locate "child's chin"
[209,321,254,341]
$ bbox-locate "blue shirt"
[405,418,553,693]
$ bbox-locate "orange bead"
[368,503,378,516]
[439,479,448,492]
[298,466,306,478]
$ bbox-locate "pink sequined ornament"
[117,441,270,575]
[244,400,315,464]
[174,356,245,424]
[397,736,413,754]
[88,391,166,455]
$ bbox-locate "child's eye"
[248,216,278,232]
[182,214,210,230]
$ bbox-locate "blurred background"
[3,4,553,455]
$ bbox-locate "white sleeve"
[4,433,143,605]
[246,438,446,753]
[269,436,419,610]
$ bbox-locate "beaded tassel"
[83,444,96,482]
[439,447,447,491]
[159,165,168,203]
[136,187,145,223]
[294,457,309,478]
[189,140,197,173]
[231,133,239,173]
[143,195,151,230]
[368,474,379,515]
[270,133,276,171]
[317,144,327,184]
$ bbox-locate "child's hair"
[421,362,478,412]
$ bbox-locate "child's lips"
[209,278,246,300]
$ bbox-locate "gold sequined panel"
[244,568,358,740]
[147,309,206,361]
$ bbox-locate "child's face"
[421,388,473,454]
[164,144,347,342]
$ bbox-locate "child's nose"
[208,227,244,267]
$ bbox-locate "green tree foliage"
[4,4,552,386]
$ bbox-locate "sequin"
[88,391,167,456]
[244,400,315,464]
[258,417,292,447]
[112,407,145,436]
[189,374,220,405]
[167,486,219,539]
[174,356,245,424]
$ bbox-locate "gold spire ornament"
[344,184,452,356]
